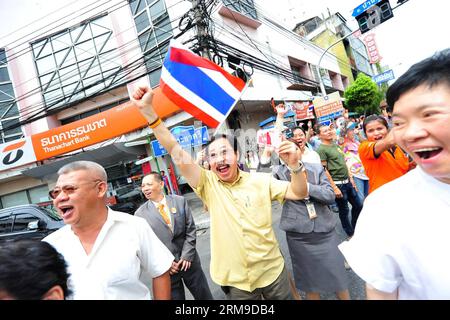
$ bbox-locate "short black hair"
[386,104,393,113]
[205,134,239,156]
[292,126,306,135]
[313,123,327,135]
[386,48,450,108]
[0,240,71,299]
[363,115,389,135]
[146,171,162,182]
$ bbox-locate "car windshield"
[40,206,62,221]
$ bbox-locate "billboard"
[313,92,344,123]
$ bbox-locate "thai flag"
[160,39,246,128]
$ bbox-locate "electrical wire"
[2,0,385,133]
[10,24,189,129]
[2,0,186,106]
[2,3,187,126]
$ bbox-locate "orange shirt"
[358,140,409,194]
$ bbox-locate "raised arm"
[275,103,287,131]
[132,86,201,188]
[373,129,396,158]
[279,140,308,200]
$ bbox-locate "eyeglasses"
[48,180,102,199]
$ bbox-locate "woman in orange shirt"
[358,115,411,194]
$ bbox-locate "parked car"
[110,185,144,214]
[0,204,64,243]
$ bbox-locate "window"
[0,184,54,209]
[1,190,29,208]
[129,0,173,87]
[290,59,313,82]
[222,0,257,19]
[31,15,122,110]
[0,48,22,143]
[0,215,12,233]
[12,213,37,232]
[28,185,51,204]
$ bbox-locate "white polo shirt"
[339,167,450,299]
[44,208,174,300]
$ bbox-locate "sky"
[272,0,450,79]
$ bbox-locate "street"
[186,195,366,300]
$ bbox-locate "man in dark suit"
[135,172,213,300]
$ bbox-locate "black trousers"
[170,256,213,300]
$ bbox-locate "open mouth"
[414,147,443,160]
[143,191,152,198]
[216,164,230,174]
[58,205,74,219]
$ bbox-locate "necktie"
[157,203,172,229]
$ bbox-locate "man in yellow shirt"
[132,86,308,300]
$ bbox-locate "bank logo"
[2,141,26,165]
[0,138,37,172]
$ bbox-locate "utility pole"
[317,30,358,96]
[191,0,211,59]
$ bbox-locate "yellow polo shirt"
[194,168,290,292]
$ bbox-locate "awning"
[287,83,318,91]
[259,110,295,128]
[21,142,146,180]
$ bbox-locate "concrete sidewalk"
[183,192,210,230]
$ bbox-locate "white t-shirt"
[302,147,321,164]
[339,167,450,299]
[44,208,174,300]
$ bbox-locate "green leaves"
[344,73,383,116]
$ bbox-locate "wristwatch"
[288,161,305,174]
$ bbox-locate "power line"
[3,0,117,63]
[8,11,185,118]
[2,1,187,124]
[0,0,81,43]
[9,17,189,128]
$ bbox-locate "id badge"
[305,200,317,219]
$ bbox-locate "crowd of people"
[0,49,449,300]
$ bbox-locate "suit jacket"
[273,162,337,233]
[135,195,196,262]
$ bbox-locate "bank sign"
[373,69,395,84]
[151,126,209,157]
[0,102,150,173]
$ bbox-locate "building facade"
[0,0,366,209]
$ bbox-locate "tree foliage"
[344,73,383,115]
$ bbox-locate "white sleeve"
[136,217,174,278]
[339,192,402,293]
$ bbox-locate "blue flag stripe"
[163,59,234,116]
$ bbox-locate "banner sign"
[256,128,282,148]
[313,92,344,123]
[373,69,395,84]
[362,33,381,64]
[0,87,181,173]
[288,101,315,120]
[352,0,381,17]
[31,102,149,160]
[151,125,209,157]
